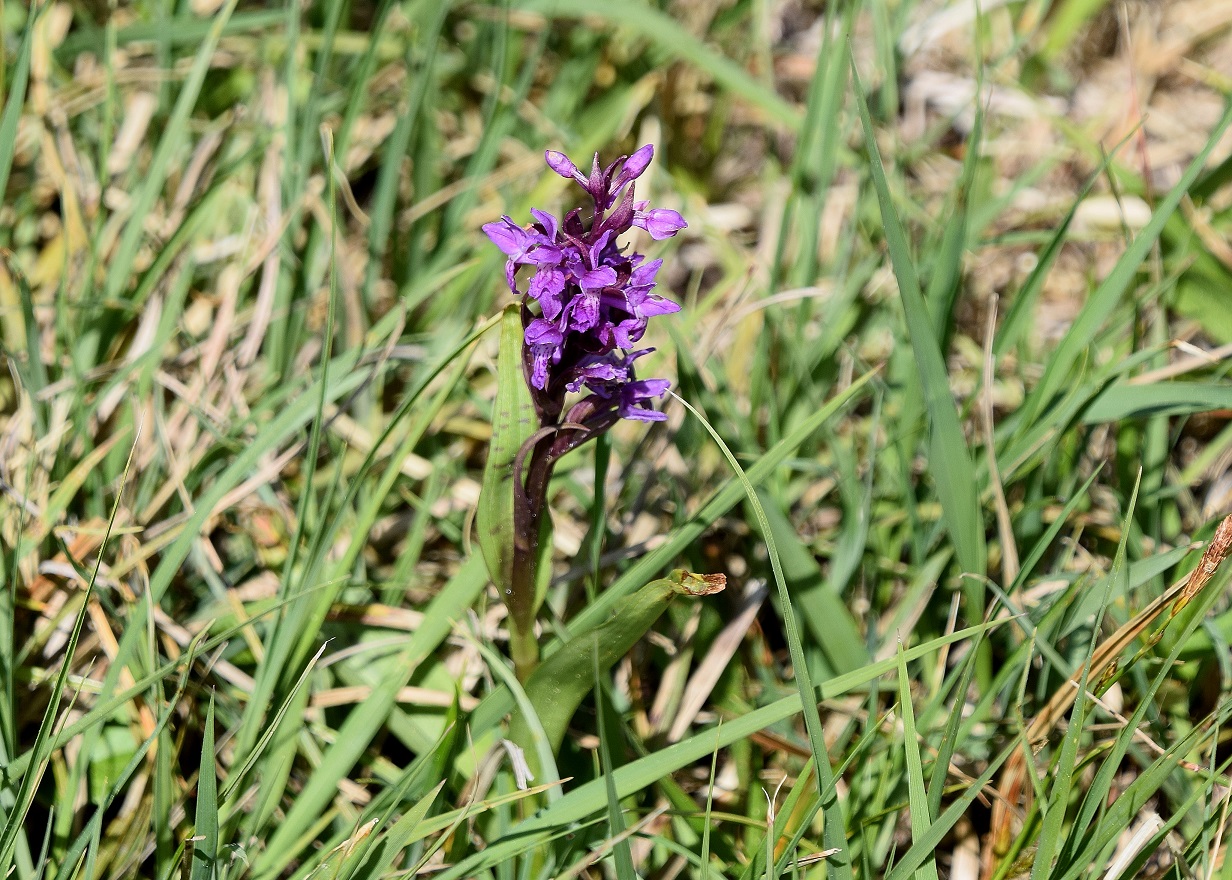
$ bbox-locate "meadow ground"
[5,1,1232,879]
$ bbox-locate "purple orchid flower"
[483,144,686,426]
[483,138,685,628]
[482,215,562,291]
[482,146,687,662]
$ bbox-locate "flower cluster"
[483,145,686,422]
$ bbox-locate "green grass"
[4,1,1232,879]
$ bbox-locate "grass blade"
[851,53,987,584]
[190,695,218,880]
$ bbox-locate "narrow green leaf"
[0,441,135,874]
[252,555,487,874]
[8,259,48,432]
[1033,477,1139,879]
[219,642,327,806]
[56,9,283,56]
[0,4,38,210]
[469,635,563,807]
[754,494,867,675]
[883,741,1014,880]
[896,653,938,880]
[995,162,1110,358]
[190,695,218,880]
[346,781,446,880]
[700,728,721,880]
[1082,381,1232,423]
[922,73,983,342]
[363,2,448,305]
[926,631,982,819]
[1058,523,1232,871]
[1028,664,1089,880]
[852,54,987,581]
[50,631,203,880]
[1055,719,1212,880]
[146,315,405,605]
[594,651,636,880]
[339,711,461,880]
[656,393,851,880]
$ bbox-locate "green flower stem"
[508,553,541,681]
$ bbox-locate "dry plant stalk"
[982,514,1232,879]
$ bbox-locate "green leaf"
[0,4,37,213]
[347,781,446,880]
[478,304,537,593]
[754,494,866,675]
[468,635,563,807]
[509,570,725,756]
[251,555,487,876]
[190,695,218,880]
[883,741,1014,880]
[1176,265,1232,343]
[1082,381,1232,423]
[995,160,1112,358]
[594,650,636,880]
[896,652,939,880]
[852,55,987,582]
[89,0,239,365]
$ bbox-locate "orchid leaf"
[478,304,537,594]
[509,569,726,760]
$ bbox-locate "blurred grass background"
[6,0,1232,878]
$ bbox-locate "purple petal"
[529,346,554,389]
[637,294,681,317]
[635,208,687,240]
[525,242,563,266]
[525,318,563,346]
[530,207,560,240]
[594,322,618,349]
[565,357,626,393]
[612,317,646,349]
[621,406,667,422]
[618,378,671,421]
[609,145,654,204]
[629,378,670,397]
[483,217,530,256]
[568,292,601,332]
[577,266,617,293]
[629,257,662,289]
[529,268,566,320]
[588,230,614,266]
